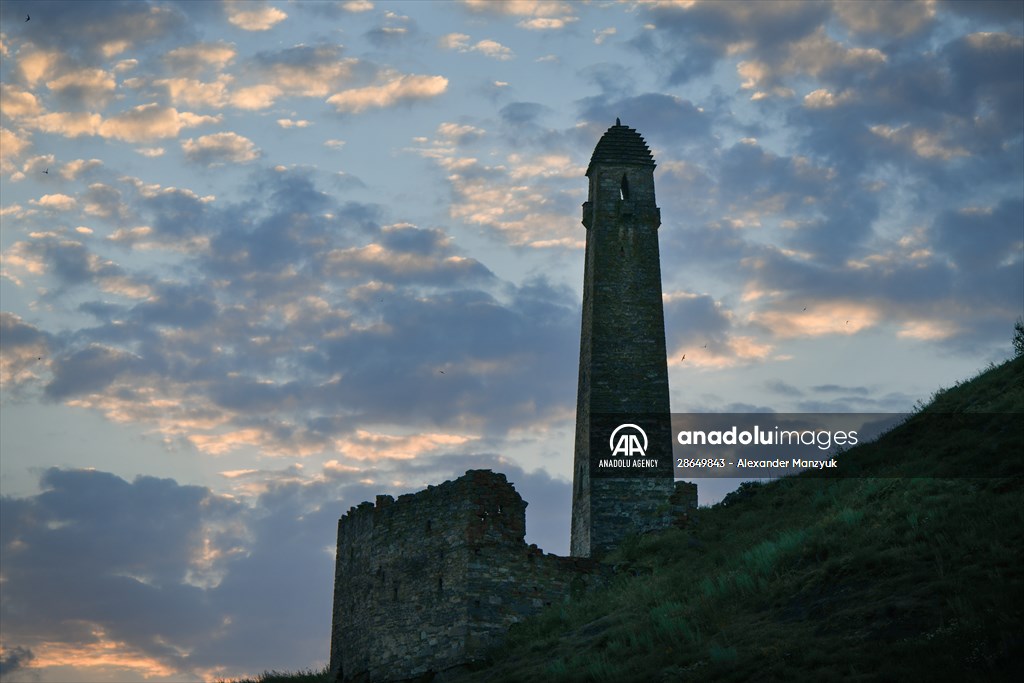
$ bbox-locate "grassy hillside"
[452,356,1023,682]
[232,356,1023,683]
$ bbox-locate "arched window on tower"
[620,174,630,201]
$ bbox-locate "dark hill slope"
[228,357,1023,683]
[450,357,1023,682]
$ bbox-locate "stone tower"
[570,120,676,558]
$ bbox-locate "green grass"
[229,356,1023,682]
[218,666,332,683]
[449,356,1023,682]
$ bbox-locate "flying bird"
[26,14,30,21]
[43,168,48,174]
[803,307,807,311]
[439,370,445,374]
[703,343,707,349]
[681,354,686,361]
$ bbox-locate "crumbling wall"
[463,545,609,656]
[330,470,612,683]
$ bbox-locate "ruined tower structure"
[329,121,695,682]
[571,120,677,558]
[329,471,609,682]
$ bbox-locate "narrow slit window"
[620,174,630,201]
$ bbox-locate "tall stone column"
[570,120,675,558]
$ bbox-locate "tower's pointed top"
[587,120,655,176]
[615,117,620,126]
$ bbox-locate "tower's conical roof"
[587,119,655,175]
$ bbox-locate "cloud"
[224,1,287,31]
[634,1,831,84]
[45,345,147,400]
[325,242,491,283]
[60,158,103,181]
[932,198,1023,271]
[2,168,586,457]
[23,104,220,143]
[15,47,64,87]
[0,313,52,390]
[6,3,187,59]
[499,101,549,126]
[189,428,268,455]
[594,27,617,45]
[23,111,103,137]
[99,104,221,143]
[440,33,515,60]
[751,303,881,339]
[0,468,254,677]
[419,152,583,247]
[770,27,888,86]
[835,0,936,37]
[896,319,960,341]
[1,83,43,117]
[182,132,260,166]
[327,73,448,113]
[437,122,485,144]
[765,379,803,397]
[0,451,574,680]
[343,0,375,11]
[0,127,31,173]
[463,0,578,30]
[440,32,471,50]
[407,118,589,248]
[114,58,139,73]
[4,230,153,301]
[156,76,232,109]
[472,39,514,60]
[251,44,359,98]
[802,88,855,109]
[660,291,780,370]
[81,182,130,220]
[0,646,35,677]
[518,17,578,30]
[869,123,969,161]
[365,14,419,48]
[577,93,712,143]
[277,118,311,129]
[334,430,476,461]
[164,41,238,75]
[32,193,77,211]
[45,67,117,109]
[663,291,733,348]
[229,84,283,110]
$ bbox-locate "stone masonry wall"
[330,470,611,683]
[571,152,676,557]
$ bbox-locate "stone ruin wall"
[330,470,613,682]
[586,478,686,554]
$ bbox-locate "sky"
[0,0,1021,680]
